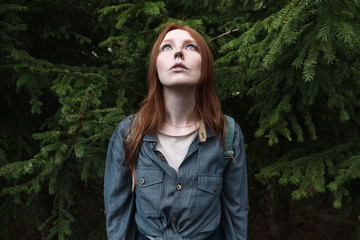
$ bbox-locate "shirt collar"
[142,120,215,142]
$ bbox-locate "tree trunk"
[270,191,290,240]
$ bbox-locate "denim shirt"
[104,115,249,240]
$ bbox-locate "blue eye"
[162,44,172,50]
[186,44,197,50]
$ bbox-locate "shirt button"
[176,185,182,190]
[140,179,145,184]
[158,154,164,159]
[172,217,178,222]
[214,186,218,192]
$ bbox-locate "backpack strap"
[224,115,235,167]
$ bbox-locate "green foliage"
[217,0,360,212]
[1,0,360,238]
[0,0,126,238]
[256,140,360,206]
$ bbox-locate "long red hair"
[125,23,226,191]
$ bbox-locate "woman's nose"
[174,50,184,59]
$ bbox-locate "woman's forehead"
[162,29,194,42]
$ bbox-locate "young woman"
[104,23,249,240]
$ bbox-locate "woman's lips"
[170,63,188,71]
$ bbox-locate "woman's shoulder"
[109,114,136,144]
[119,114,136,128]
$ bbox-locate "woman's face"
[156,29,202,88]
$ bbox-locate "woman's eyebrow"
[161,38,195,44]
[161,39,174,43]
[183,39,196,44]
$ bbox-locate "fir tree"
[1,0,360,239]
[218,0,360,205]
[0,0,132,238]
[217,0,360,238]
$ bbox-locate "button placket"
[171,178,182,231]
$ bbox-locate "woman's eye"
[186,44,197,50]
[162,44,172,50]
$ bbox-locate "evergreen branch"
[211,28,239,41]
[336,21,353,45]
[1,165,50,195]
[1,182,33,195]
[321,23,331,41]
[86,108,116,115]
[39,144,62,157]
[98,116,125,124]
[36,65,107,82]
[46,178,74,240]
[33,131,61,141]
[325,1,353,46]
[86,132,113,142]
[303,41,319,82]
[73,90,92,138]
[61,98,81,113]
[0,162,26,177]
[263,31,285,68]
[325,1,335,18]
[278,0,302,27]
[257,140,359,202]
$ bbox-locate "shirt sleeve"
[221,122,249,239]
[104,118,136,240]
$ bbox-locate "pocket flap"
[198,175,223,194]
[137,169,163,187]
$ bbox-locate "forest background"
[1,0,360,239]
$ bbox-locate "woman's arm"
[104,118,136,240]
[221,122,249,239]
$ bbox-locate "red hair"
[125,23,226,191]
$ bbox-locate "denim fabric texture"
[104,115,249,240]
[137,227,223,240]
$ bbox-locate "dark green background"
[1,0,360,239]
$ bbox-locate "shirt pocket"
[135,168,164,217]
[192,174,223,221]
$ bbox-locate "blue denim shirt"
[104,115,249,240]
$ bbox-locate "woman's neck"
[160,87,198,135]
